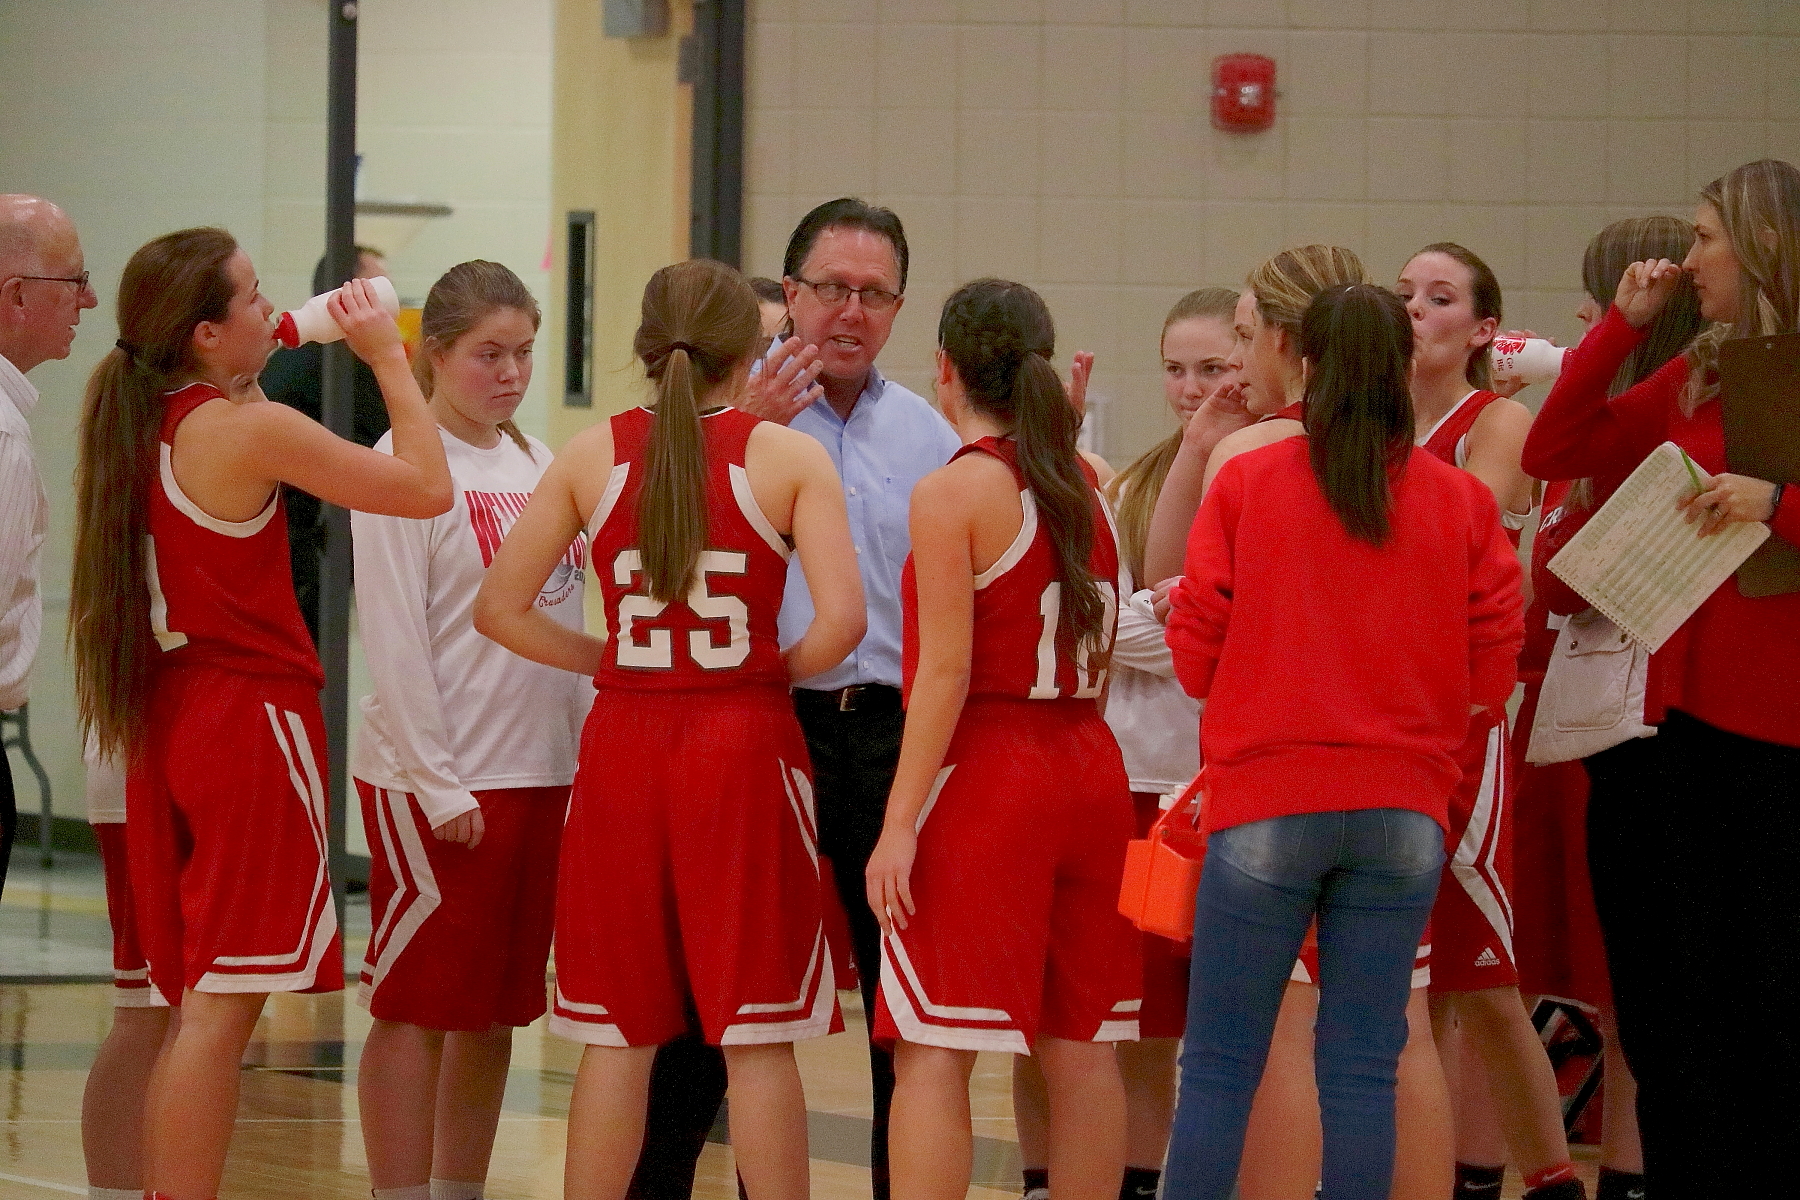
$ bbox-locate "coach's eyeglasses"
[796,278,901,313]
[11,271,92,293]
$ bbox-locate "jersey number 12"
[1029,580,1117,699]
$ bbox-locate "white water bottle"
[1489,335,1566,386]
[274,276,401,348]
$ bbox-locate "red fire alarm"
[1212,53,1277,133]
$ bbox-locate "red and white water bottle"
[1489,335,1566,386]
[273,276,401,348]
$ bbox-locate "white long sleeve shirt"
[1106,580,1203,795]
[0,353,45,713]
[352,428,589,826]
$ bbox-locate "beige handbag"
[1526,609,1656,765]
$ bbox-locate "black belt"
[796,684,902,713]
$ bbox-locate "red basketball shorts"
[128,666,342,1004]
[94,822,167,1009]
[1428,714,1518,993]
[873,697,1142,1054]
[358,782,565,1031]
[1133,790,1191,1039]
[551,687,838,1047]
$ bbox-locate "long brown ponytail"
[71,227,239,759]
[939,278,1106,657]
[414,259,540,457]
[631,259,762,603]
[1298,284,1415,546]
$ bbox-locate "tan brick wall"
[743,0,1800,462]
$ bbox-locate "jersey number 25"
[613,548,750,670]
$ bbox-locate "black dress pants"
[628,1011,730,1200]
[629,686,903,1200]
[794,685,903,1200]
[1585,710,1800,1199]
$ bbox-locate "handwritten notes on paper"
[1548,442,1769,652]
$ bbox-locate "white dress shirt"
[0,353,45,713]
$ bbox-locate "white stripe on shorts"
[195,706,338,992]
[1448,721,1515,961]
[358,788,443,1009]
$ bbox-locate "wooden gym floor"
[1,849,1591,1199]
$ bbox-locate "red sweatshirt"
[1167,438,1524,834]
[1520,306,1800,748]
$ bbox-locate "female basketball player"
[69,227,452,1200]
[351,261,588,1200]
[79,746,169,1200]
[864,278,1139,1200]
[1010,287,1241,1200]
[1394,243,1583,1200]
[1164,282,1523,1200]
[1139,245,1366,586]
[473,258,864,1200]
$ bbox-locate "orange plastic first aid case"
[1117,772,1210,942]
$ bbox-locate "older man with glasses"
[0,194,99,893]
[753,197,961,1200]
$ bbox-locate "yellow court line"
[0,888,110,918]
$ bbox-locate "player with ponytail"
[865,278,1139,1200]
[474,257,864,1200]
[1163,284,1522,1200]
[70,226,452,1200]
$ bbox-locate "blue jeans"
[1162,808,1444,1200]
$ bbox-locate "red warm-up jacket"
[1520,306,1800,749]
[1166,438,1524,834]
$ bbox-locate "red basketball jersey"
[1420,389,1521,547]
[146,383,323,685]
[588,406,791,691]
[1419,389,1504,467]
[902,436,1122,703]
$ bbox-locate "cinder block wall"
[743,0,1800,461]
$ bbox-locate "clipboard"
[1718,332,1800,597]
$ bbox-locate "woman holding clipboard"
[1520,157,1800,1199]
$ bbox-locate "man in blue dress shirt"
[753,198,960,1200]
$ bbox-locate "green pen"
[1680,446,1705,495]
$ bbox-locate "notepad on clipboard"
[1547,442,1769,652]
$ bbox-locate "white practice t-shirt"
[352,428,589,825]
